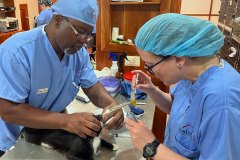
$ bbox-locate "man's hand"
[82,82,124,130]
[102,105,124,130]
[63,112,101,138]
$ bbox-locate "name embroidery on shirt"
[178,124,193,136]
[37,88,49,95]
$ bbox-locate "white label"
[37,88,49,95]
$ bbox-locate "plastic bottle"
[109,52,118,77]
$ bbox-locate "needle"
[135,73,139,86]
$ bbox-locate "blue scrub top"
[0,26,98,151]
[36,8,53,26]
[164,60,240,160]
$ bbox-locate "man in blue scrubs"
[36,0,53,26]
[125,13,240,160]
[0,0,124,155]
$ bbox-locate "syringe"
[130,73,138,107]
[102,101,130,117]
[129,73,144,115]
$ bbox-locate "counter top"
[0,30,23,44]
[0,94,155,160]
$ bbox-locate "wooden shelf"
[1,0,16,17]
[106,43,137,53]
[0,10,15,13]
[97,0,162,70]
[110,2,160,5]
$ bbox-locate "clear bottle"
[109,52,118,77]
[111,61,118,76]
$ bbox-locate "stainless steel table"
[1,94,155,160]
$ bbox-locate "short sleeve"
[78,48,98,88]
[198,107,240,159]
[0,48,30,103]
[36,11,46,26]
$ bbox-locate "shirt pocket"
[174,134,200,159]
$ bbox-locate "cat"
[22,115,118,160]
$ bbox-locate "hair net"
[38,0,53,6]
[135,13,224,57]
[51,0,98,26]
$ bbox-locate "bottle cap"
[109,52,118,61]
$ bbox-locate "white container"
[112,27,119,41]
[110,61,118,76]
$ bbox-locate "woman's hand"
[125,118,156,152]
[132,70,156,94]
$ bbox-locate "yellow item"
[130,90,136,107]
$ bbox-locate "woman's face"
[137,49,183,86]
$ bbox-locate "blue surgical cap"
[51,0,98,26]
[135,13,224,57]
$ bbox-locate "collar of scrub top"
[40,24,68,66]
[41,24,47,34]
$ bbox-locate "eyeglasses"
[144,56,170,75]
[64,17,93,43]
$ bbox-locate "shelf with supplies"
[1,0,16,17]
[0,10,15,13]
[0,7,16,11]
[0,0,18,43]
[98,0,161,50]
[96,0,161,71]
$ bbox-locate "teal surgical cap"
[135,13,224,57]
[51,0,98,26]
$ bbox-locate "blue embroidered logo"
[178,124,193,136]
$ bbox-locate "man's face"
[55,16,94,55]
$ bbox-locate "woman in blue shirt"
[125,13,240,160]
[35,0,53,26]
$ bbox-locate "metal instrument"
[102,101,130,117]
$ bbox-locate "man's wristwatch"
[143,139,160,159]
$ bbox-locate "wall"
[181,0,220,25]
[14,0,38,29]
